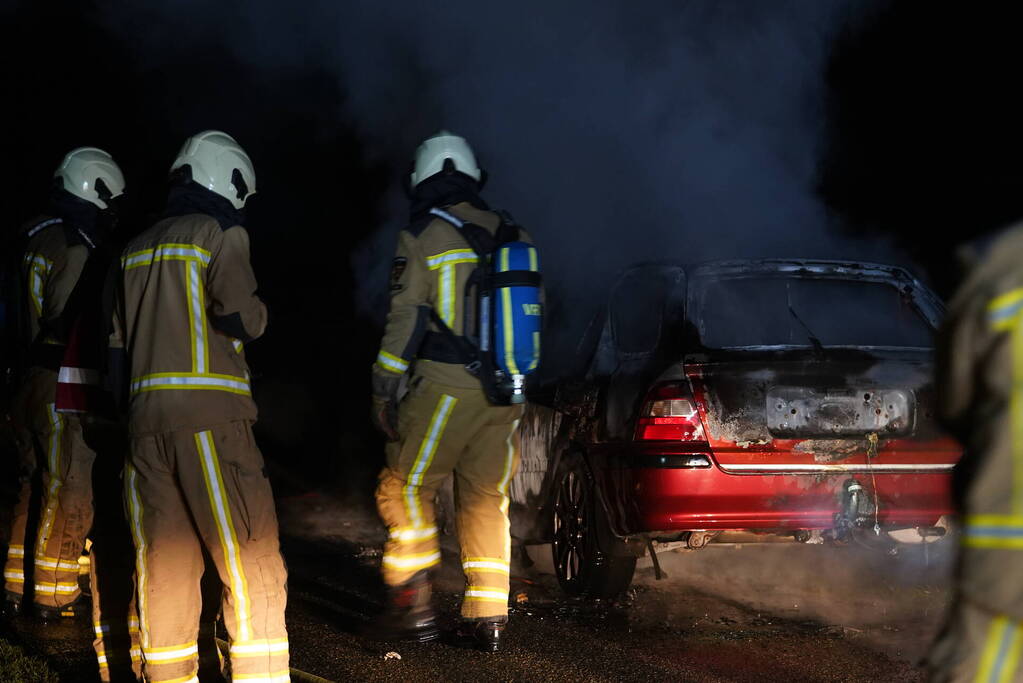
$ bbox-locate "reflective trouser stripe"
[125,463,151,649]
[195,430,253,641]
[403,395,457,526]
[35,556,82,572]
[3,570,24,583]
[381,550,441,571]
[389,525,438,543]
[464,586,510,603]
[7,545,24,558]
[977,615,1023,683]
[142,642,198,663]
[462,559,510,575]
[36,405,64,559]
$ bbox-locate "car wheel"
[551,456,636,599]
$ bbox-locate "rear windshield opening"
[694,277,935,349]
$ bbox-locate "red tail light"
[635,381,707,442]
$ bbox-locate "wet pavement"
[1,493,952,682]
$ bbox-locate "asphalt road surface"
[2,494,952,682]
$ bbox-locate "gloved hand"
[371,370,402,442]
[372,395,400,442]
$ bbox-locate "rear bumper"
[596,444,956,533]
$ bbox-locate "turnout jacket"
[373,201,535,392]
[111,214,267,435]
[937,221,1023,619]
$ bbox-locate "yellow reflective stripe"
[26,254,50,316]
[381,550,441,571]
[439,264,456,327]
[36,405,64,556]
[186,260,209,374]
[530,331,540,371]
[3,570,24,582]
[389,525,438,542]
[499,248,519,375]
[528,246,538,272]
[232,339,244,354]
[976,615,1023,683]
[462,559,510,574]
[498,419,519,519]
[376,350,409,374]
[403,395,457,526]
[464,586,509,602]
[425,249,477,269]
[34,556,82,572]
[125,463,151,649]
[122,243,212,270]
[195,430,253,641]
[34,581,80,594]
[131,373,251,396]
[7,545,24,558]
[142,642,198,663]
[989,289,1023,330]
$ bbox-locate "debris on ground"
[383,651,402,661]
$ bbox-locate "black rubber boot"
[365,571,440,643]
[1,591,22,619]
[34,595,86,621]
[456,618,506,653]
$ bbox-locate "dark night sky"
[2,1,1022,492]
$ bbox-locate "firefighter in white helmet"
[3,147,125,624]
[369,131,535,652]
[110,131,289,682]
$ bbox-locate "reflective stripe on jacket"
[112,213,266,434]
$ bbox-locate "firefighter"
[2,147,124,621]
[929,222,1023,681]
[110,130,289,682]
[371,131,531,652]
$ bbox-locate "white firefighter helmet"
[53,147,125,210]
[410,130,482,188]
[171,130,256,209]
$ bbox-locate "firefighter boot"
[367,571,439,642]
[1,591,22,619]
[455,618,505,653]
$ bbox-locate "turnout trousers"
[376,376,522,620]
[4,369,95,608]
[87,421,142,682]
[125,420,289,683]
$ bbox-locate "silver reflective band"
[429,207,465,228]
[718,463,955,474]
[58,367,101,385]
[130,375,251,394]
[27,218,63,238]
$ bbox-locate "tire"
[551,455,636,599]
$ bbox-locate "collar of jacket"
[163,181,245,231]
[409,174,488,223]
[47,189,103,247]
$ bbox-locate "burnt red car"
[515,260,960,598]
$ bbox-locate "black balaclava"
[164,178,245,231]
[409,172,488,222]
[47,187,109,247]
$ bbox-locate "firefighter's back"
[120,213,257,435]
